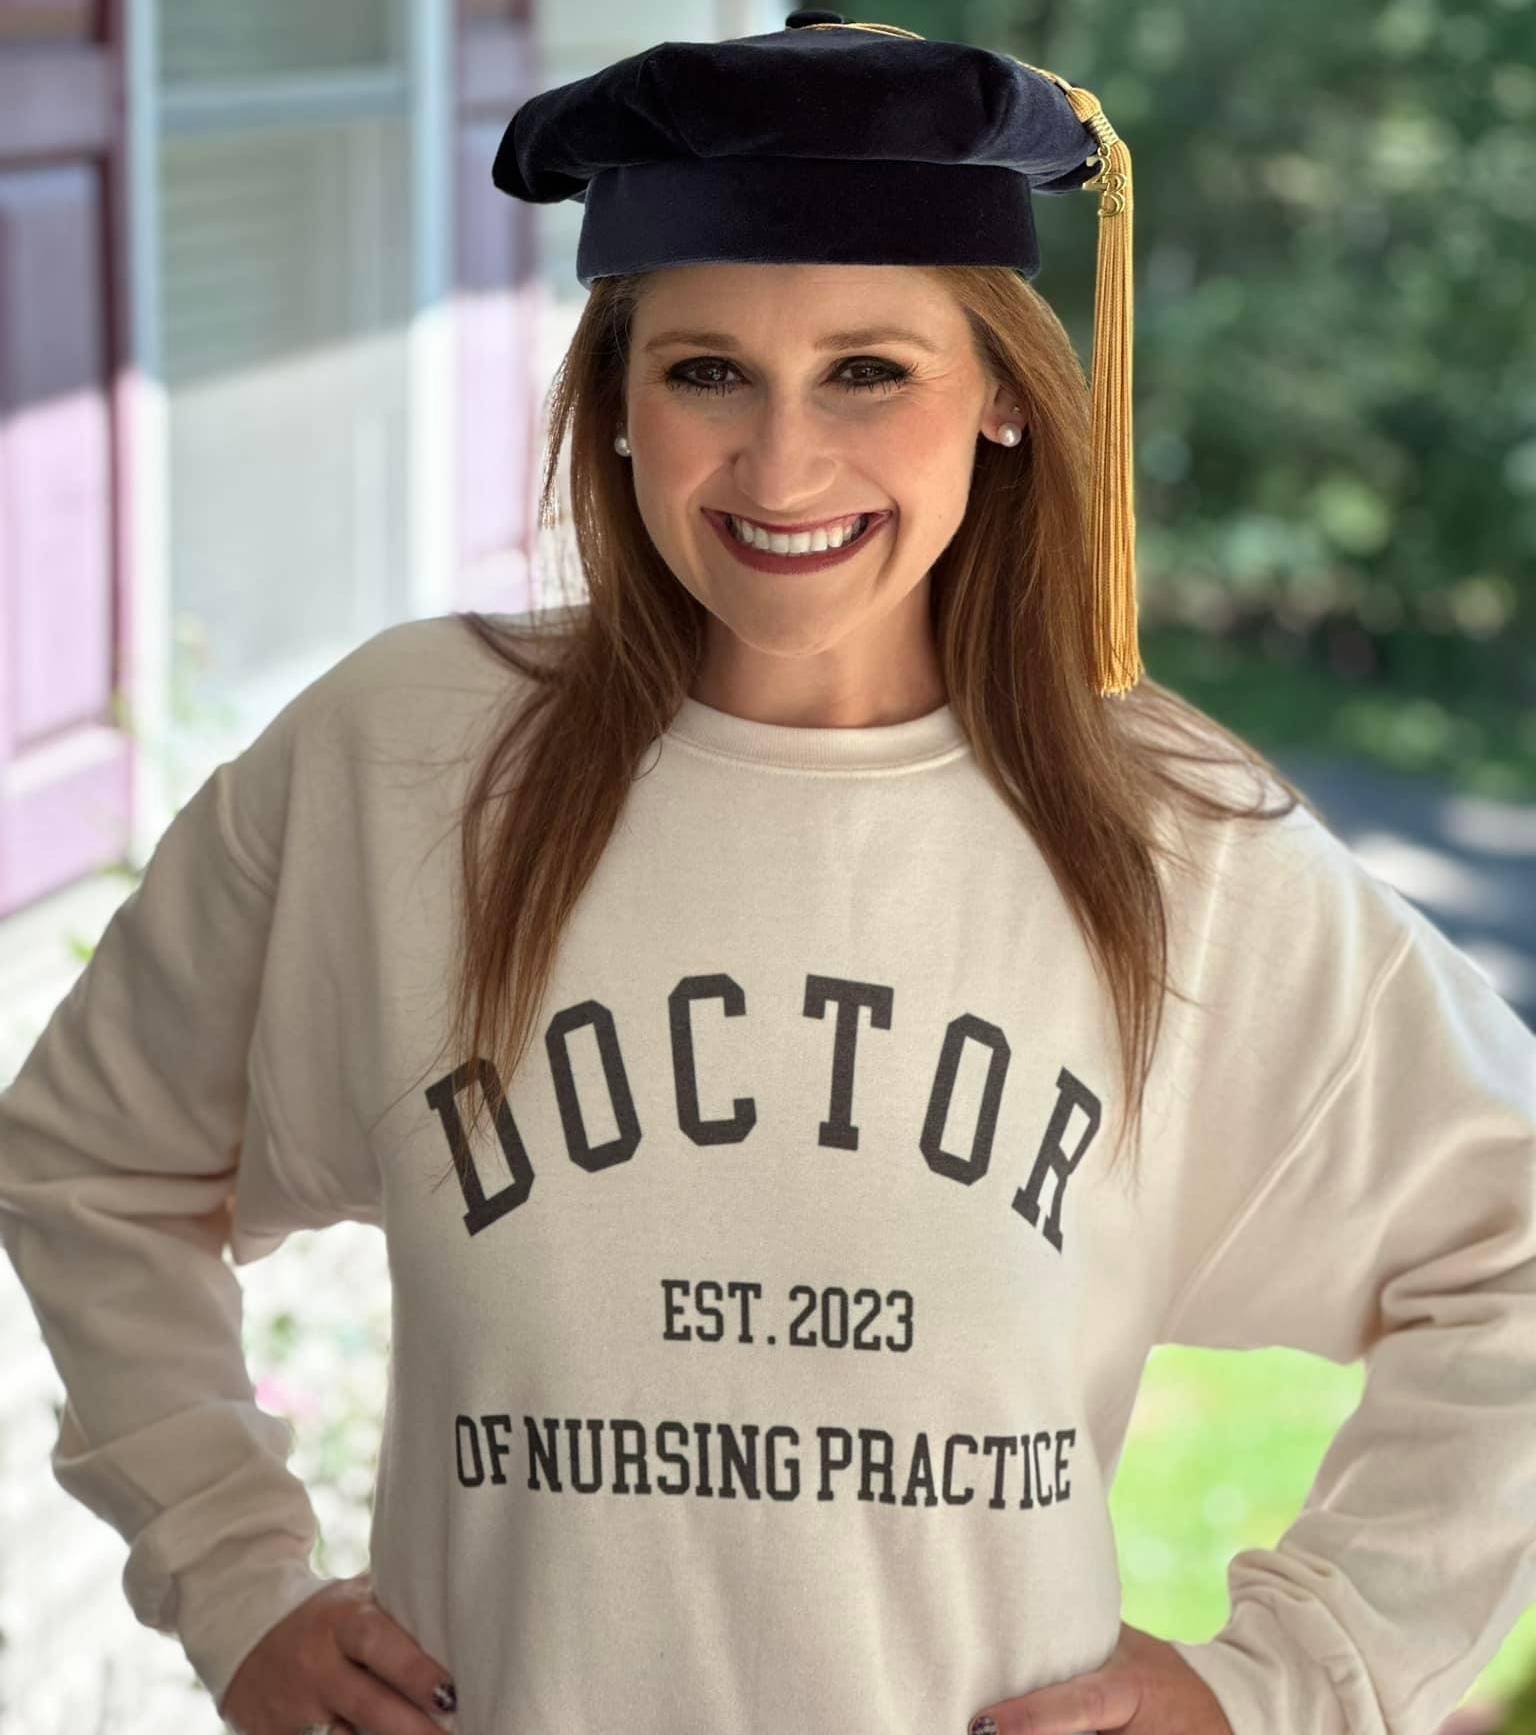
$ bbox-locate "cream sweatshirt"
[1,608,1532,1735]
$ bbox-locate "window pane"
[160,118,414,681]
[160,0,397,83]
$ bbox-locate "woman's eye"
[663,358,911,398]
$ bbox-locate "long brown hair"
[401,266,1322,1200]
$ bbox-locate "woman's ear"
[986,382,1026,441]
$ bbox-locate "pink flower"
[255,1374,321,1421]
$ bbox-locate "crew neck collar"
[665,692,969,772]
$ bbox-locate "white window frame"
[123,0,452,852]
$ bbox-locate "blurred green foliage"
[1503,1670,1536,1735]
[1142,619,1536,798]
[884,0,1536,784]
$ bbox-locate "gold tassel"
[1013,67,1143,697]
[1073,85,1143,697]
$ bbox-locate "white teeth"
[726,513,870,554]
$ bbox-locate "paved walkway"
[1271,749,1536,1033]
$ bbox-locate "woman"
[1,15,1532,1735]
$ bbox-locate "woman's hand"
[966,1620,1234,1735]
[217,1568,457,1735]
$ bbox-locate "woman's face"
[623,263,1019,721]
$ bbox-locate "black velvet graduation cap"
[491,10,1140,696]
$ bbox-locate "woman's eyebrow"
[642,325,941,355]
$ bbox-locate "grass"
[1139,622,1536,804]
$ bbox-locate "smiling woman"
[10,16,1532,1735]
[620,265,1003,719]
[289,15,1349,1729]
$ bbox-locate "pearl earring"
[614,431,631,456]
[996,402,1023,447]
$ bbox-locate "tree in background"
[882,0,1536,778]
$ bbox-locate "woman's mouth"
[702,508,892,575]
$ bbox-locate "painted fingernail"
[969,1718,997,1735]
[433,1679,457,1712]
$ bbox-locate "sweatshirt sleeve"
[0,688,353,1716]
[1158,892,1536,1735]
